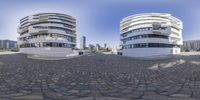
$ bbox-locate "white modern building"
[120,13,183,57]
[18,13,77,57]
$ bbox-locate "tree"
[88,44,96,53]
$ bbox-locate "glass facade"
[121,27,167,38]
[122,43,179,49]
[20,42,75,48]
[122,34,168,43]
[19,33,76,42]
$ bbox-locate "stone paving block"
[0,53,200,100]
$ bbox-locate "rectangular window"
[43,42,46,47]
[49,43,52,47]
[59,43,62,47]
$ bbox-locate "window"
[52,34,56,38]
[35,43,39,47]
[122,43,178,49]
[39,43,43,47]
[121,33,169,42]
[130,44,132,48]
[46,43,50,47]
[55,43,58,47]
[49,43,53,47]
[141,43,148,47]
[20,42,73,48]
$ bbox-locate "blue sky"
[0,0,200,48]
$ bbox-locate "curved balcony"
[18,27,29,34]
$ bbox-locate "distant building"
[96,44,101,51]
[0,40,3,49]
[182,40,200,51]
[0,40,17,50]
[80,36,86,49]
[104,43,107,49]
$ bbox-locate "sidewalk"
[0,51,19,55]
[27,54,86,60]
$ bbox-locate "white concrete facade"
[17,13,77,57]
[120,13,183,57]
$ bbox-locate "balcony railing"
[18,27,28,34]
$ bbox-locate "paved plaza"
[0,53,200,100]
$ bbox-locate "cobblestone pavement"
[0,53,200,100]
